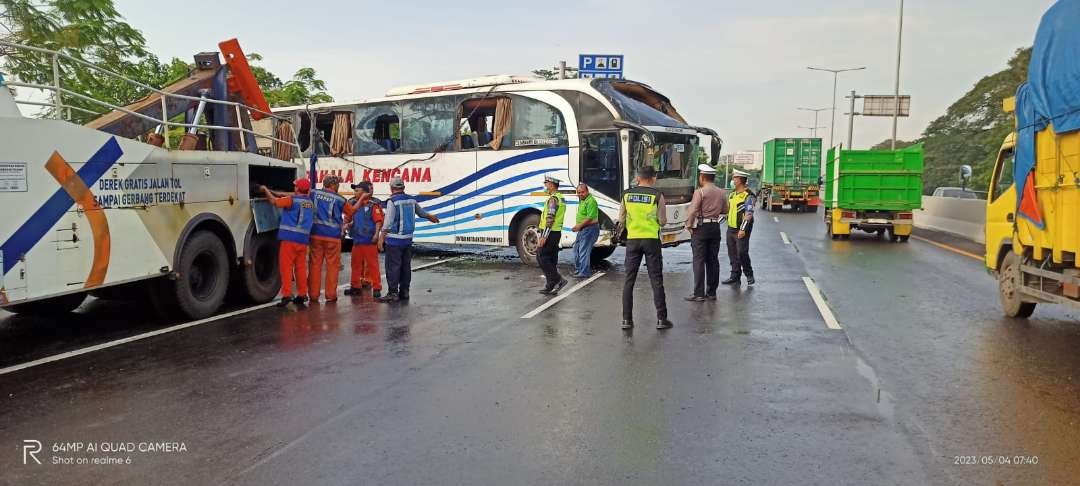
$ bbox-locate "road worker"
[344,181,384,298]
[723,169,756,286]
[260,179,314,308]
[377,176,439,302]
[537,175,568,294]
[619,165,673,330]
[685,163,728,301]
[308,175,353,303]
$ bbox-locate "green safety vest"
[728,190,751,229]
[623,187,661,239]
[540,192,566,231]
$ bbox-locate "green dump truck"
[761,138,822,212]
[824,144,923,242]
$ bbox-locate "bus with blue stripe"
[266,75,716,264]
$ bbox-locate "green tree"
[532,67,579,80]
[919,47,1030,193]
[869,139,917,151]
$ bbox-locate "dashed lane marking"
[773,216,780,223]
[520,272,606,319]
[780,231,791,245]
[0,251,488,377]
[802,276,842,330]
[909,234,982,261]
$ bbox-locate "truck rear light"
[897,212,913,220]
[841,211,857,219]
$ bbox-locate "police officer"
[723,169,756,286]
[685,164,728,302]
[537,175,568,295]
[377,176,439,302]
[619,166,673,330]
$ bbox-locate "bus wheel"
[999,252,1035,318]
[172,231,230,319]
[8,292,86,316]
[514,213,541,266]
[590,245,617,264]
[241,230,280,304]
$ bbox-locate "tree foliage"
[873,48,1031,193]
[532,67,579,80]
[1,1,331,123]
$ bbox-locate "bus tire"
[590,245,617,264]
[172,230,230,319]
[513,213,541,266]
[241,230,281,304]
[8,292,86,316]
[999,252,1036,318]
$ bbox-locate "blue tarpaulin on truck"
[1015,0,1080,226]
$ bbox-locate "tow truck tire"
[514,213,541,267]
[898,235,910,243]
[241,230,280,304]
[999,252,1036,318]
[590,245,617,264]
[172,230,230,319]
[8,292,86,316]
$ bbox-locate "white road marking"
[0,249,493,376]
[520,272,606,319]
[0,301,279,376]
[773,216,780,223]
[780,231,791,245]
[802,276,842,330]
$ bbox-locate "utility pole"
[846,90,859,149]
[808,66,866,150]
[798,125,827,137]
[891,0,905,150]
[797,107,829,138]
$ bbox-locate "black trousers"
[384,244,413,293]
[622,238,667,321]
[726,226,753,278]
[691,223,723,296]
[538,231,563,288]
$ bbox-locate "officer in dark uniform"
[619,165,673,330]
[685,163,728,302]
[723,169,756,286]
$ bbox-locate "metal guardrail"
[0,40,299,153]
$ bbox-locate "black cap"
[351,181,373,193]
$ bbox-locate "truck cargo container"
[761,138,821,212]
[823,145,923,241]
[985,0,1080,318]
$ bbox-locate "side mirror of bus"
[959,164,973,191]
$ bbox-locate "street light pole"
[891,0,905,150]
[808,66,866,150]
[798,107,829,139]
[798,125,828,137]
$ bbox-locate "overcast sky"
[117,0,1054,153]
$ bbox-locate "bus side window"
[456,97,510,150]
[992,148,1016,201]
[510,96,567,148]
[402,96,459,153]
[580,132,621,201]
[355,103,402,155]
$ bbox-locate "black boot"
[343,287,363,296]
[621,319,634,329]
[657,319,674,329]
[399,290,410,301]
[550,279,568,294]
[292,295,309,308]
[276,297,292,307]
[721,275,740,285]
[747,275,756,285]
[377,292,399,303]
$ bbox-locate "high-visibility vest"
[728,190,753,229]
[310,188,346,238]
[279,195,314,244]
[622,187,661,240]
[385,193,420,247]
[540,192,566,231]
[350,199,380,244]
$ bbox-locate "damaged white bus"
[265,75,720,264]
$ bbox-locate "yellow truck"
[985,0,1080,317]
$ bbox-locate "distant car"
[932,187,982,199]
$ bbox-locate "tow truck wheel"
[514,213,541,267]
[241,230,280,303]
[171,230,230,319]
[8,292,86,316]
[590,245,617,264]
[999,252,1036,318]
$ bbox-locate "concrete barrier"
[915,195,986,244]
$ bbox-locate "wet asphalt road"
[0,212,1076,485]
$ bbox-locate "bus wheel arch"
[510,209,541,267]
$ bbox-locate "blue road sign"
[579,54,624,79]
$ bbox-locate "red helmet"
[294,178,311,193]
